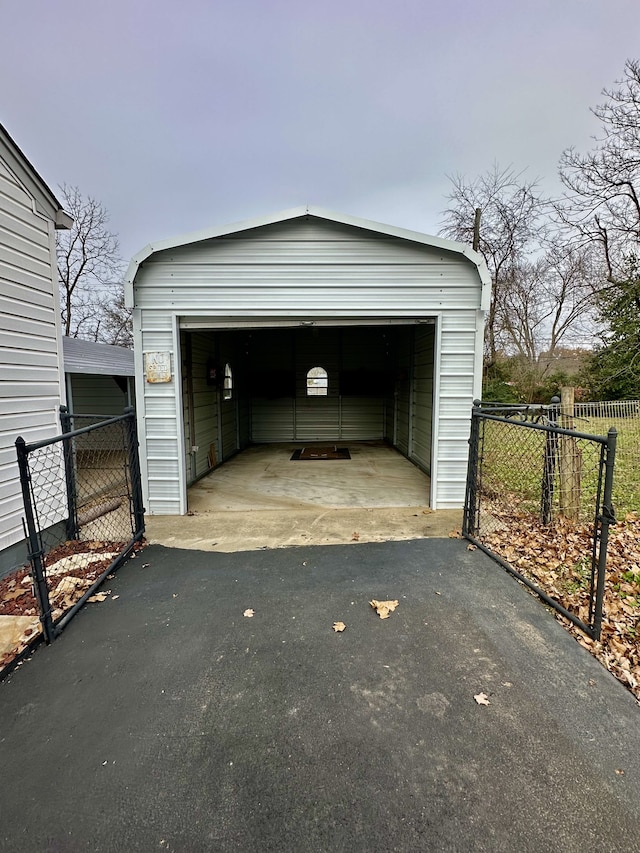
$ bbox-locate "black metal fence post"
[124,407,145,538]
[541,395,560,525]
[463,401,481,537]
[60,405,79,540]
[15,437,55,644]
[591,427,617,641]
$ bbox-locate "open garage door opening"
[179,321,436,515]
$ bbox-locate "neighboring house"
[63,337,135,416]
[0,124,72,577]
[126,206,490,513]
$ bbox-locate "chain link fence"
[573,400,639,515]
[463,401,616,639]
[12,407,144,649]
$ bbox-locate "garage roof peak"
[124,206,490,310]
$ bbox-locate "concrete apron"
[144,442,463,552]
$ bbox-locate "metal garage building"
[125,207,489,515]
[63,337,135,415]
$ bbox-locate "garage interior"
[138,318,460,550]
[181,320,434,484]
[140,320,464,550]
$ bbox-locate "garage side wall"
[132,217,482,513]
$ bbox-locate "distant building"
[63,337,134,415]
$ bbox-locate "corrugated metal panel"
[137,323,183,511]
[189,331,219,478]
[217,332,241,461]
[180,331,193,483]
[134,220,481,318]
[0,154,63,554]
[69,374,128,415]
[434,318,478,508]
[340,398,384,440]
[135,279,480,314]
[249,329,294,441]
[62,338,134,377]
[251,399,295,441]
[295,398,341,441]
[410,326,434,473]
[393,332,411,455]
[220,400,237,459]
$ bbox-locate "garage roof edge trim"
[123,205,491,311]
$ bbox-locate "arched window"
[306,366,328,396]
[223,363,233,400]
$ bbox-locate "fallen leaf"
[448,529,462,539]
[243,609,255,618]
[474,692,491,706]
[352,532,360,541]
[467,543,477,551]
[422,508,434,514]
[87,591,110,603]
[370,599,399,619]
[615,768,625,775]
[333,621,346,632]
[2,588,26,602]
[111,595,120,601]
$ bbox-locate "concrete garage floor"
[145,441,463,552]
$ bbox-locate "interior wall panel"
[410,325,435,474]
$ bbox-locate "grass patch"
[481,413,639,517]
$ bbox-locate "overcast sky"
[2,0,640,261]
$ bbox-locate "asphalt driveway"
[1,539,639,852]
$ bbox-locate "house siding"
[0,157,64,557]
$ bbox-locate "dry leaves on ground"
[370,599,399,619]
[243,608,255,618]
[474,692,491,706]
[333,621,346,632]
[0,539,146,674]
[481,509,640,700]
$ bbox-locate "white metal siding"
[186,331,219,481]
[0,157,63,554]
[434,313,478,508]
[133,216,483,512]
[410,326,434,473]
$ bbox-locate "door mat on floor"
[290,446,351,461]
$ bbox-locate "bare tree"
[56,185,132,346]
[500,240,596,362]
[558,59,640,282]
[440,164,544,367]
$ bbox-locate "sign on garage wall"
[144,351,172,383]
